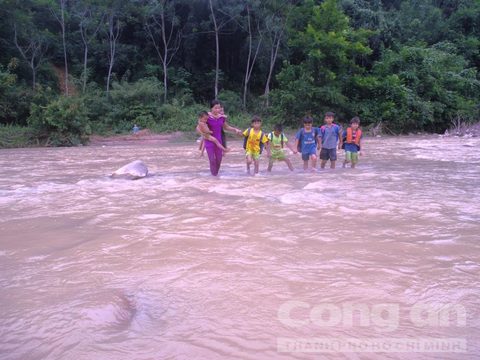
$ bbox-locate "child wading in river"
[295,117,319,171]
[243,116,269,175]
[267,124,296,172]
[342,116,363,168]
[196,111,228,156]
[319,111,343,169]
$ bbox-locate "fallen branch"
[445,116,480,137]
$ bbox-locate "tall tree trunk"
[243,5,262,109]
[161,10,168,103]
[51,0,69,95]
[106,14,120,97]
[106,30,114,96]
[243,7,253,109]
[31,60,36,90]
[60,1,68,95]
[80,18,89,93]
[163,60,168,103]
[78,10,103,94]
[13,22,45,91]
[82,43,88,93]
[144,2,181,103]
[264,32,282,107]
[209,0,219,100]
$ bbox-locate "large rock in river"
[111,160,148,179]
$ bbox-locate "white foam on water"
[181,217,209,224]
[85,213,119,225]
[11,184,27,190]
[418,211,444,219]
[433,256,455,262]
[278,191,329,206]
[409,137,480,163]
[208,184,262,198]
[336,205,364,214]
[425,238,458,245]
[361,207,391,215]
[303,180,327,190]
[76,179,96,186]
[160,178,178,187]
[101,243,133,253]
[268,236,298,245]
[137,214,169,220]
[25,255,49,263]
[453,261,480,273]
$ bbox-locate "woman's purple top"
[205,115,225,147]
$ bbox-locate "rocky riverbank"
[444,121,480,137]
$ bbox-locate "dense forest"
[0,0,479,146]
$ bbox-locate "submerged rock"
[111,160,148,179]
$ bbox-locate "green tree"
[261,0,292,107]
[352,43,480,131]
[28,94,90,145]
[73,0,105,93]
[0,64,33,125]
[144,0,183,103]
[272,0,372,120]
[11,1,53,90]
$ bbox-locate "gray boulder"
[111,160,148,179]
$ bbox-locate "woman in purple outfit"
[205,100,242,176]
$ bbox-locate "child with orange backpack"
[342,116,363,168]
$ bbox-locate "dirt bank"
[88,129,187,146]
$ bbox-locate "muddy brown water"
[0,135,479,360]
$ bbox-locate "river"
[0,135,479,360]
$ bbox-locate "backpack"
[268,132,284,148]
[297,127,319,152]
[320,124,343,149]
[320,124,340,138]
[342,127,361,151]
[243,128,265,154]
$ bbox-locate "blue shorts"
[302,149,317,161]
[320,148,337,161]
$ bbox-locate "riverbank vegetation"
[0,0,479,147]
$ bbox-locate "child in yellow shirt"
[243,116,269,175]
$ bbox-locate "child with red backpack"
[319,111,343,169]
[342,116,363,168]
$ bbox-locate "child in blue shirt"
[319,111,342,169]
[295,117,319,171]
[132,124,140,134]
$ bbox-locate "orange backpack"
[346,127,362,145]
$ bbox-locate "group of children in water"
[196,100,363,176]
